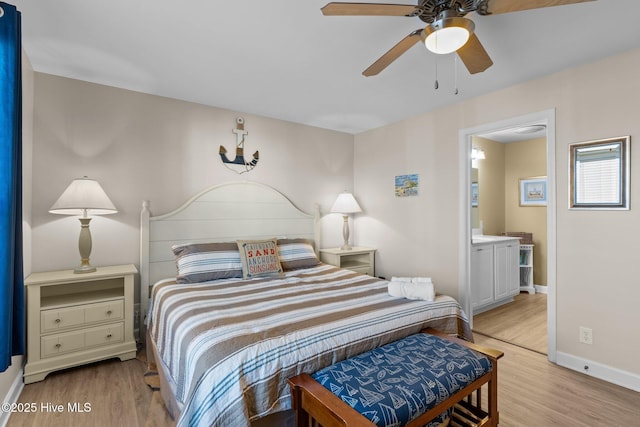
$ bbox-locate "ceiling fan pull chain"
[434,56,439,90]
[454,55,459,95]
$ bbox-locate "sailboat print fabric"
[312,333,492,427]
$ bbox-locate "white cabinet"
[319,247,376,276]
[24,264,138,384]
[495,241,520,300]
[471,237,520,313]
[519,244,535,294]
[471,245,494,309]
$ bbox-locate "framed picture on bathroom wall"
[519,176,547,206]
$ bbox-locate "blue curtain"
[0,2,24,372]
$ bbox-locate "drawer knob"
[55,318,61,323]
[55,343,61,348]
[106,333,112,338]
[106,310,113,315]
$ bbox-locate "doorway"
[458,109,557,362]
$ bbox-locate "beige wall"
[505,138,547,286]
[354,48,640,379]
[473,136,505,236]
[30,74,355,275]
[22,56,33,279]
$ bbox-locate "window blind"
[575,145,621,205]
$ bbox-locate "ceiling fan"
[321,0,595,76]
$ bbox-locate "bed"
[140,181,473,427]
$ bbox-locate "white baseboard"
[0,366,24,427]
[534,284,548,294]
[473,296,515,315]
[556,351,640,392]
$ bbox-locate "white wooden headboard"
[139,181,320,334]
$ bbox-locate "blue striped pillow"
[172,242,243,283]
[277,239,320,271]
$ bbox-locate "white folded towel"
[411,277,432,284]
[388,278,435,302]
[391,276,412,283]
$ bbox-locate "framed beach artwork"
[395,174,418,197]
[519,176,547,206]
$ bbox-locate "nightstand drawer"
[41,306,85,332]
[41,330,85,358]
[40,323,125,358]
[85,323,123,347]
[41,300,124,333]
[85,300,124,324]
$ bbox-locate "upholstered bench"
[289,328,503,427]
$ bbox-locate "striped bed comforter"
[148,263,472,427]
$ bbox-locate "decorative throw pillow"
[277,238,320,271]
[172,242,243,283]
[236,238,283,279]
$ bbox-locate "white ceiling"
[12,0,640,134]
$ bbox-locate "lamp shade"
[424,16,474,54]
[49,177,117,216]
[331,192,362,214]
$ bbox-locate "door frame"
[458,109,557,362]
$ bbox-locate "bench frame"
[288,328,504,427]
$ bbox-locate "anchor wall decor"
[219,117,259,174]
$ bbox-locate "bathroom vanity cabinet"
[471,236,520,313]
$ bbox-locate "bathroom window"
[569,136,630,209]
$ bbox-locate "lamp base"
[341,214,353,251]
[75,217,96,274]
[74,263,96,274]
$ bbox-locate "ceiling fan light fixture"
[515,124,547,134]
[424,17,474,54]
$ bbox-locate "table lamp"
[49,177,117,273]
[331,192,362,250]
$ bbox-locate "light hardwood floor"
[473,292,547,354]
[8,334,640,426]
[473,335,640,426]
[7,354,155,427]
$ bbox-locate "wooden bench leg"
[488,363,499,427]
[289,378,309,427]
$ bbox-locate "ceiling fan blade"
[484,0,594,15]
[363,29,423,76]
[321,2,418,16]
[457,33,493,74]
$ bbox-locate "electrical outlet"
[579,326,593,345]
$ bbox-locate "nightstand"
[23,264,138,384]
[319,247,376,276]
